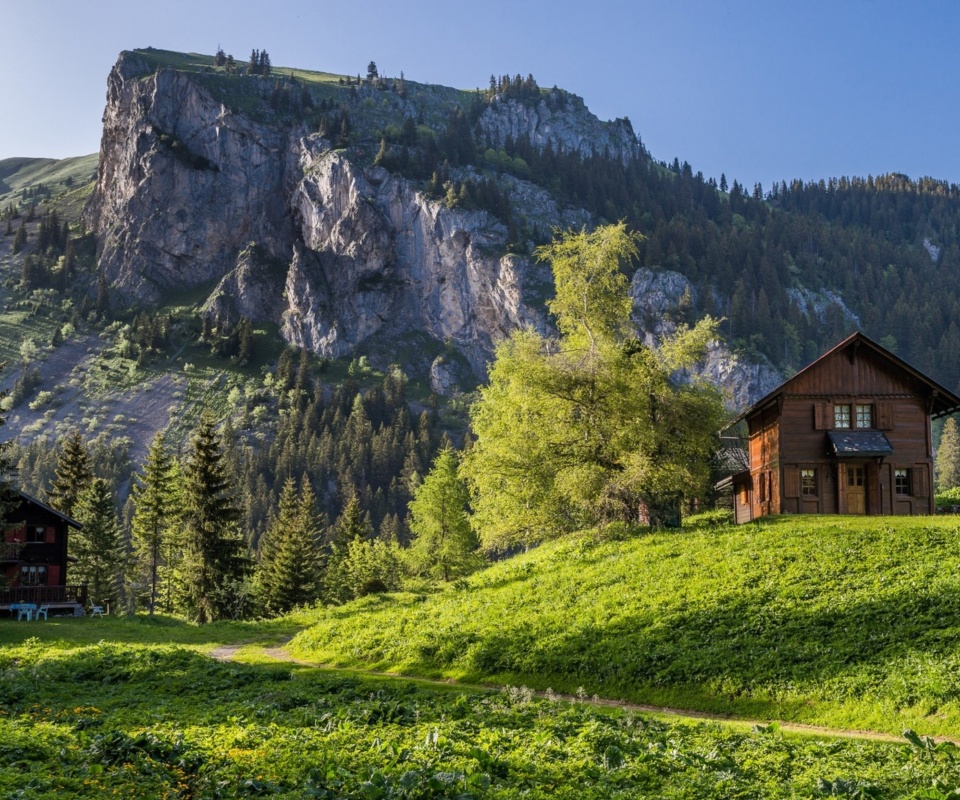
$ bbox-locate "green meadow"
[290,515,960,739]
[7,515,960,797]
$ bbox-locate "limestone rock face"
[630,267,782,408]
[84,51,778,404]
[86,55,296,303]
[478,94,639,162]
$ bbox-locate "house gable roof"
[725,331,960,429]
[15,490,83,529]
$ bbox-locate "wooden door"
[846,465,865,514]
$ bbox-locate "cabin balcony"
[0,584,88,610]
[0,542,25,562]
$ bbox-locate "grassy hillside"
[2,619,960,798]
[0,154,98,219]
[290,515,960,738]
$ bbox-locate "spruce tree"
[937,417,960,492]
[256,476,322,615]
[72,478,123,609]
[131,432,179,614]
[49,430,92,518]
[179,414,249,623]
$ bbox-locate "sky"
[3,0,960,191]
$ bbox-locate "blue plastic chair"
[17,603,36,621]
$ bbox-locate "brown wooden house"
[726,332,960,523]
[1,491,86,612]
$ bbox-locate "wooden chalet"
[1,492,86,614]
[725,332,960,523]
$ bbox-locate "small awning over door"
[826,430,894,458]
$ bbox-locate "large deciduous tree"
[462,223,725,551]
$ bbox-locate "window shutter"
[877,402,894,430]
[784,466,800,498]
[837,464,847,512]
[814,402,833,430]
[48,565,61,585]
[44,527,56,544]
[912,464,929,497]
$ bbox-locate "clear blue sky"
[3,0,959,191]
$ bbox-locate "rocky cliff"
[85,50,773,402]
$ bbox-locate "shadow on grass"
[0,612,309,649]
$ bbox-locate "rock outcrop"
[85,50,777,404]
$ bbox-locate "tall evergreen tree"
[179,414,249,623]
[256,476,323,615]
[130,432,179,614]
[407,446,479,581]
[49,430,92,518]
[72,478,123,609]
[937,417,960,492]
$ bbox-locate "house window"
[25,527,46,543]
[856,404,873,428]
[800,469,817,496]
[20,565,47,585]
[834,404,851,429]
[895,468,910,495]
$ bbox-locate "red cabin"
[1,491,86,613]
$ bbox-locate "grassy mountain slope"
[0,154,98,219]
[2,620,960,798]
[290,515,960,738]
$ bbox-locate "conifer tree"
[256,476,323,615]
[131,432,179,614]
[407,446,480,581]
[179,414,249,623]
[72,478,123,609]
[324,493,371,603]
[49,430,92,518]
[937,417,960,492]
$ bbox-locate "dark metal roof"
[827,430,894,458]
[723,331,960,430]
[16,490,83,529]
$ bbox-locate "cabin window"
[20,565,47,585]
[25,526,46,543]
[834,404,851,429]
[800,469,817,496]
[855,404,873,428]
[895,468,911,495]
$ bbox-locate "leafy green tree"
[937,417,960,492]
[407,446,480,581]
[178,414,249,623]
[462,224,725,550]
[72,478,123,609]
[49,430,92,518]
[130,432,179,614]
[257,477,323,615]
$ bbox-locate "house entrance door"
[846,465,866,514]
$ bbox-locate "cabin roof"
[724,331,960,429]
[15,490,83,529]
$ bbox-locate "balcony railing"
[0,585,87,606]
[0,542,25,562]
